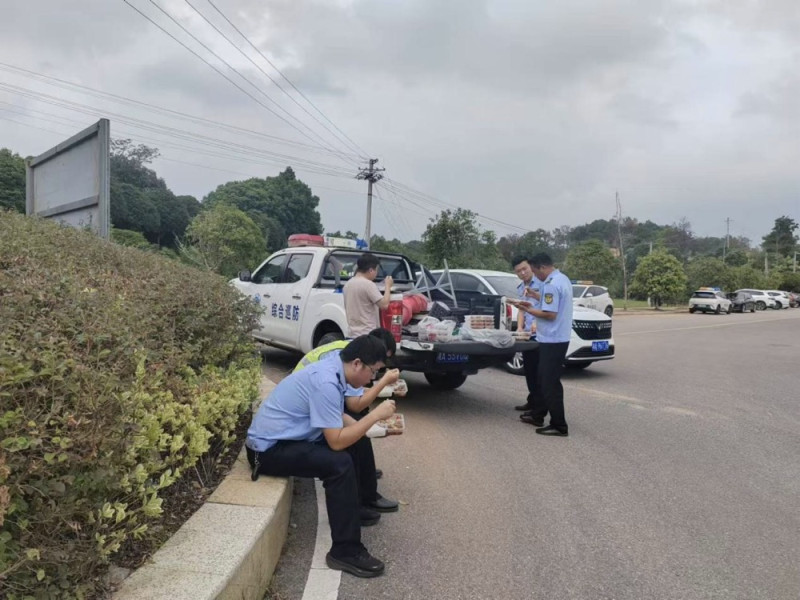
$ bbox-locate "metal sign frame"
[26,119,110,239]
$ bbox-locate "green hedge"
[0,212,261,598]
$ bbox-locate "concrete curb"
[113,377,291,600]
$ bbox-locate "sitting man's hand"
[380,368,400,386]
[372,399,396,420]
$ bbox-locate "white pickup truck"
[230,244,537,390]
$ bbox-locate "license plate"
[591,341,609,352]
[436,352,469,364]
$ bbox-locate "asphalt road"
[264,309,800,600]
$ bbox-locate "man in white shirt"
[343,253,393,337]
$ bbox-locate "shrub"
[0,212,261,598]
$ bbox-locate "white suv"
[431,269,615,373]
[735,289,776,311]
[688,289,732,314]
[765,290,791,309]
[572,283,614,317]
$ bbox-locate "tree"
[685,257,736,293]
[183,204,265,278]
[563,240,620,284]
[762,216,798,258]
[421,208,483,268]
[630,250,688,307]
[204,167,323,246]
[0,148,26,213]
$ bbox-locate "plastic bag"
[459,325,514,348]
[432,320,457,342]
[417,316,440,341]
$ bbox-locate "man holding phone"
[510,256,541,413]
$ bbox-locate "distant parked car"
[572,282,614,317]
[726,291,756,313]
[765,290,791,309]
[688,288,732,314]
[735,289,776,311]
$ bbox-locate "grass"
[615,299,682,311]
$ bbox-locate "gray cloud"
[0,0,797,244]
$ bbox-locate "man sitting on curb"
[246,335,396,578]
[293,328,400,514]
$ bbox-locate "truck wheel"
[317,331,344,347]
[424,372,468,390]
[504,352,525,376]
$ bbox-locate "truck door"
[266,252,315,346]
[246,253,288,338]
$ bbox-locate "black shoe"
[515,403,532,411]
[326,551,385,578]
[535,425,568,437]
[360,507,381,526]
[365,493,399,513]
[519,414,544,427]
[375,469,383,480]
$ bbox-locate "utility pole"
[723,217,730,263]
[356,158,384,248]
[794,251,797,273]
[615,191,628,310]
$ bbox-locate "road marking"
[615,314,799,336]
[301,480,341,600]
[566,384,700,417]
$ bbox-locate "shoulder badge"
[544,293,554,304]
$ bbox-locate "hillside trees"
[0,148,26,212]
[563,240,620,284]
[204,167,322,252]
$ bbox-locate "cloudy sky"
[1,0,798,244]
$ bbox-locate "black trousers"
[525,341,569,430]
[247,440,365,558]
[522,346,540,404]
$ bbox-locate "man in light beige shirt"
[343,253,393,337]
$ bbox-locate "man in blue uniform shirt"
[511,255,542,412]
[246,335,396,577]
[509,253,573,436]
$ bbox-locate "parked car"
[431,269,615,373]
[689,288,732,314]
[726,291,756,313]
[572,282,614,316]
[765,290,791,309]
[735,289,777,311]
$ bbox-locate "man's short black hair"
[356,253,380,273]
[369,327,396,356]
[529,252,554,268]
[511,255,530,269]
[340,334,387,365]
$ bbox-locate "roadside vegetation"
[0,211,261,598]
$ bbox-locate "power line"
[0,85,355,177]
[0,61,361,160]
[182,0,366,160]
[121,0,355,165]
[203,0,371,159]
